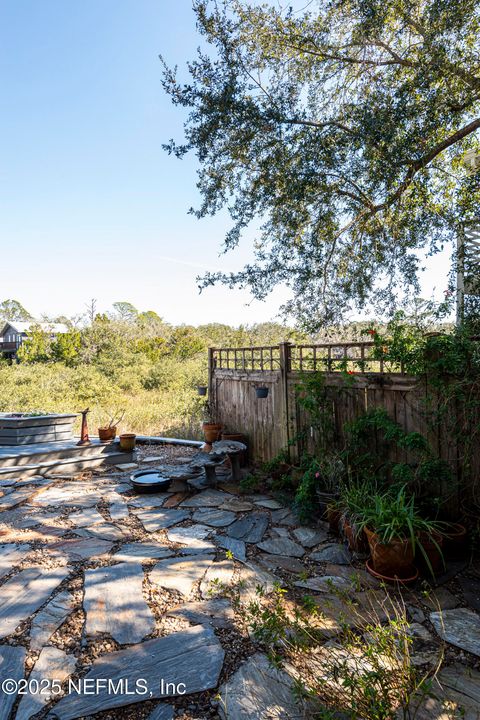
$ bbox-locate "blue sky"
[0,0,450,325]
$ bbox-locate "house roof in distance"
[0,321,70,336]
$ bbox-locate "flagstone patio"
[0,443,479,719]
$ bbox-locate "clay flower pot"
[364,527,415,578]
[416,530,444,577]
[342,517,369,553]
[366,559,419,586]
[119,433,136,452]
[202,422,223,443]
[326,504,341,534]
[98,426,116,442]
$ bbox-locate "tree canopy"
[162,0,480,328]
[0,299,32,322]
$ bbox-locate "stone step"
[0,440,133,480]
[0,438,124,468]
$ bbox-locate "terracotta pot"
[119,433,136,452]
[202,422,222,443]
[343,517,369,553]
[366,559,419,586]
[326,504,341,534]
[416,531,444,577]
[98,426,116,442]
[443,523,467,559]
[364,527,415,578]
[221,433,248,466]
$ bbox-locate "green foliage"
[295,372,334,450]
[162,0,480,328]
[0,299,32,322]
[17,326,52,364]
[51,331,82,366]
[2,304,312,440]
[235,583,440,719]
[342,408,452,506]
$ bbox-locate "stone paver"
[0,566,69,638]
[270,508,298,526]
[16,647,76,720]
[0,487,37,510]
[293,527,329,548]
[430,608,480,657]
[295,575,351,593]
[108,501,130,521]
[227,512,269,543]
[0,644,26,719]
[84,563,155,644]
[414,664,480,718]
[254,498,283,510]
[50,537,113,562]
[180,489,232,508]
[192,508,236,527]
[167,524,216,554]
[114,462,138,471]
[74,522,128,541]
[310,543,352,564]
[113,542,173,562]
[167,598,234,628]
[30,590,75,651]
[216,535,246,561]
[68,507,106,527]
[127,494,171,509]
[237,561,279,603]
[218,652,304,720]
[32,483,101,507]
[219,498,253,512]
[150,555,215,596]
[257,537,305,558]
[49,626,224,719]
[135,508,190,533]
[200,560,235,598]
[422,586,460,610]
[257,553,305,574]
[0,543,31,579]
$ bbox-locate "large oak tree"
[162,0,480,328]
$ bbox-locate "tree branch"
[280,117,356,134]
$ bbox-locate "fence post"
[279,342,294,460]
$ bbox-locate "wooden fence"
[209,343,479,509]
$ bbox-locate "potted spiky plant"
[356,486,444,582]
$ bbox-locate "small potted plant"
[98,411,125,443]
[202,401,222,445]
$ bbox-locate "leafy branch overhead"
[161,0,480,328]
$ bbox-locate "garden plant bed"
[0,413,77,445]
